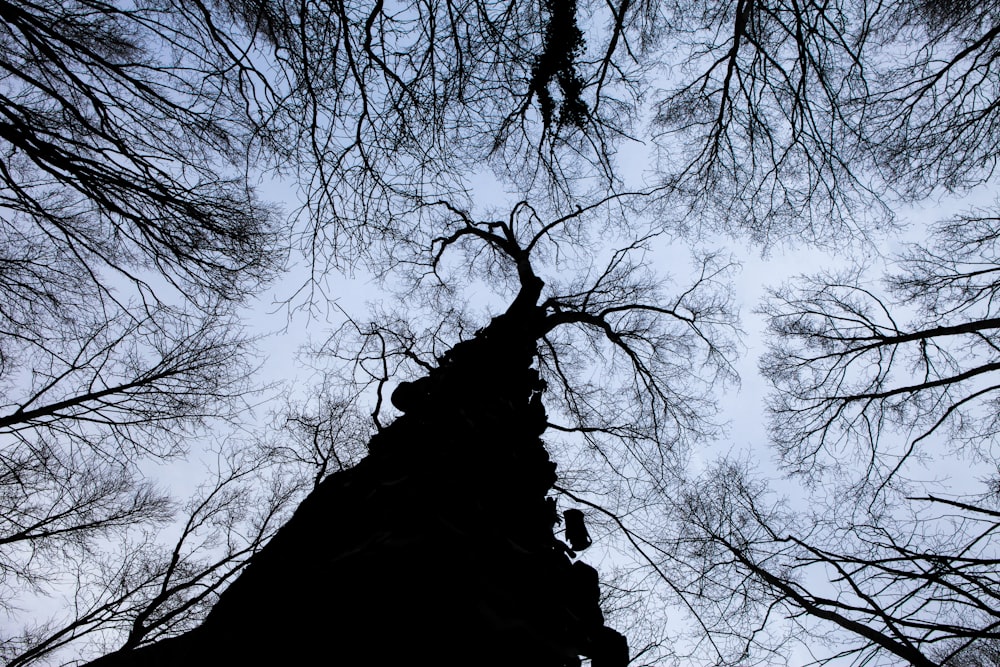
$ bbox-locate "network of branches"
[3,0,1000,665]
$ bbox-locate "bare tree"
[651,458,1000,666]
[693,202,1000,665]
[294,197,741,666]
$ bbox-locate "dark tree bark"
[84,274,628,667]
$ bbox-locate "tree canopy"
[3,0,1000,665]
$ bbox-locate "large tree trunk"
[87,284,627,667]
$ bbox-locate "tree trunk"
[86,289,628,667]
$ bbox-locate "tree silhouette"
[725,204,1000,664]
[82,204,675,667]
